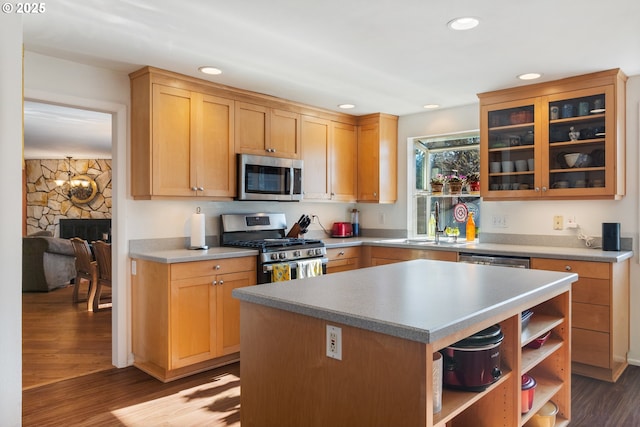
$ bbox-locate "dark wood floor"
[22,284,113,389]
[22,287,640,426]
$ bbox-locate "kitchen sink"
[375,238,474,247]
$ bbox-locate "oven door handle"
[263,257,329,273]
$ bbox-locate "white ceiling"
[21,0,640,158]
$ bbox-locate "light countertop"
[129,246,258,263]
[323,237,632,263]
[232,259,577,343]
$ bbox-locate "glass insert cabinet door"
[412,131,480,239]
[481,84,616,199]
[482,97,540,197]
[544,85,614,195]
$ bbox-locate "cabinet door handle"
[198,186,204,191]
[542,187,548,192]
[219,280,224,285]
[191,186,198,191]
[565,265,572,271]
[212,280,217,286]
[215,265,221,270]
[339,251,345,256]
[373,192,377,197]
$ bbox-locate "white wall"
[1,14,24,426]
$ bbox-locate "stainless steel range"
[221,213,327,284]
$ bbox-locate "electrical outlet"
[310,215,318,224]
[326,325,342,360]
[566,216,578,229]
[553,215,564,230]
[492,215,508,228]
[131,260,137,275]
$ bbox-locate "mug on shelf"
[515,160,528,172]
[490,161,501,173]
[562,103,574,118]
[578,101,590,116]
[501,160,515,173]
[550,106,560,120]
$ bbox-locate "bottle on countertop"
[466,212,476,241]
[351,208,360,237]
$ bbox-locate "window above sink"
[409,130,480,240]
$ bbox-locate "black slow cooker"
[441,324,503,391]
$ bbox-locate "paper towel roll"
[190,212,206,249]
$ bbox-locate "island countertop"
[233,259,577,344]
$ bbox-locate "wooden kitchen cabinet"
[357,113,398,203]
[130,70,235,199]
[235,102,301,159]
[479,69,626,200]
[531,257,629,382]
[302,116,357,201]
[326,246,361,273]
[368,246,457,266]
[131,256,256,382]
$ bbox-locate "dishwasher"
[458,252,530,269]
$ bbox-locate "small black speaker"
[602,223,620,251]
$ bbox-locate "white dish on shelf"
[590,108,605,114]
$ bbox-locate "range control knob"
[270,253,279,261]
[293,250,301,257]
[315,248,323,255]
[279,252,287,260]
[307,249,316,256]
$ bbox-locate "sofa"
[22,232,76,292]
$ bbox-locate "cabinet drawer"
[572,277,610,305]
[326,246,361,261]
[530,258,609,279]
[573,302,610,332]
[573,328,610,368]
[171,257,256,280]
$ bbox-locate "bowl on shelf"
[524,400,559,427]
[526,330,551,349]
[564,153,592,168]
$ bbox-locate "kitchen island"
[233,259,577,427]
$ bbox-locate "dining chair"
[90,240,112,312]
[69,237,97,305]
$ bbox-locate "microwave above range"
[237,154,303,201]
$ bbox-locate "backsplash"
[25,159,112,236]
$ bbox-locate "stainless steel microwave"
[237,154,303,201]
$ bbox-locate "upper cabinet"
[301,116,357,201]
[357,113,398,203]
[479,69,626,200]
[235,102,301,159]
[130,66,397,203]
[130,68,235,199]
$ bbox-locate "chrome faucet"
[434,201,445,243]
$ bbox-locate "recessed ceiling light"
[518,73,542,80]
[423,104,440,109]
[447,17,479,31]
[198,66,222,75]
[338,104,355,109]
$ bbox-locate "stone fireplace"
[25,159,112,237]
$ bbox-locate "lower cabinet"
[531,257,629,382]
[326,246,361,273]
[131,256,256,382]
[367,246,457,266]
